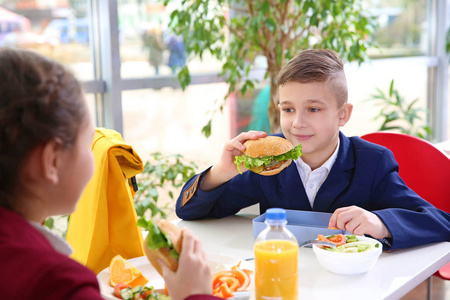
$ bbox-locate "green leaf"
[136,217,149,229]
[261,1,270,14]
[149,188,158,198]
[310,13,319,26]
[202,120,212,138]
[389,79,394,98]
[265,18,276,32]
[44,217,54,229]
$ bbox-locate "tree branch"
[246,1,270,57]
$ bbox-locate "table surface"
[173,213,450,300]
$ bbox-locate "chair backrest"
[361,132,450,213]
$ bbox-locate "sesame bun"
[243,136,294,158]
[143,220,183,277]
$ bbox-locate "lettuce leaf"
[234,143,303,174]
[137,218,180,259]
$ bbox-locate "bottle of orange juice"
[254,208,298,300]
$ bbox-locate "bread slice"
[244,136,293,158]
[143,220,183,277]
[259,160,292,176]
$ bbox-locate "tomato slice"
[114,282,131,298]
[318,234,347,246]
[327,234,347,246]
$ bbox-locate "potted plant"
[367,79,432,139]
[163,0,377,135]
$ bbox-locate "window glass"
[343,58,428,137]
[364,0,429,57]
[448,66,450,141]
[85,93,97,127]
[118,0,222,78]
[121,83,230,168]
[0,1,94,80]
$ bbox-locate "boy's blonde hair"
[277,49,348,107]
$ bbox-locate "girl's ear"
[41,139,63,185]
[338,103,353,126]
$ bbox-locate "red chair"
[361,132,450,292]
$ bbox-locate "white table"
[174,213,450,300]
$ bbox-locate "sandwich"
[234,136,302,176]
[137,218,182,276]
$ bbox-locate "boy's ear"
[338,103,353,126]
[40,139,63,185]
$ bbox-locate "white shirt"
[29,221,73,256]
[294,139,340,208]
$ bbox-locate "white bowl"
[312,235,382,275]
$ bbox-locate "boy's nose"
[292,113,307,129]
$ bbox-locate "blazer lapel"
[278,161,312,210]
[313,132,355,212]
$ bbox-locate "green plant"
[163,0,377,135]
[134,152,198,220]
[368,79,432,139]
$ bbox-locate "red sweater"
[0,207,103,300]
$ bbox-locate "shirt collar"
[29,221,73,256]
[296,139,340,172]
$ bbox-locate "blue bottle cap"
[265,208,286,222]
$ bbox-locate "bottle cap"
[265,208,286,223]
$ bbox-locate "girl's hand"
[160,228,212,300]
[328,205,391,239]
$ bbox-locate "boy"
[175,49,450,250]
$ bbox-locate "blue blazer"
[176,132,450,250]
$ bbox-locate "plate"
[97,254,255,300]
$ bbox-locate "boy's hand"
[160,228,212,300]
[201,131,267,191]
[328,205,392,239]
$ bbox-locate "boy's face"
[278,81,352,167]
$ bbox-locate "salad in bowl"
[312,234,382,275]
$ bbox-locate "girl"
[0,48,213,300]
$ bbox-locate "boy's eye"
[308,107,320,112]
